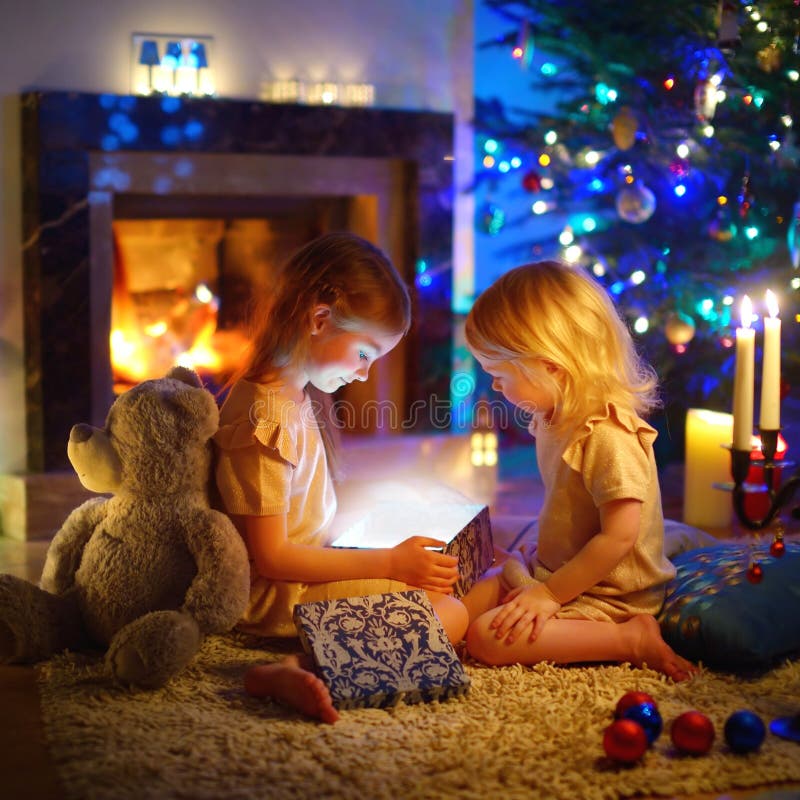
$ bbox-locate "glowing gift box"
[293,590,470,710]
[331,503,494,598]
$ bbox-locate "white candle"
[732,295,755,450]
[683,408,733,530]
[759,289,781,431]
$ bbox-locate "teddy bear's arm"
[40,497,109,594]
[181,509,251,634]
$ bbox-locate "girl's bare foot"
[244,654,340,724]
[625,614,697,682]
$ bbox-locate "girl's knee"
[465,617,504,665]
[428,592,469,645]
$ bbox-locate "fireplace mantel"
[21,91,455,472]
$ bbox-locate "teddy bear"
[0,366,251,688]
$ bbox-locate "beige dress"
[214,379,401,637]
[527,402,675,623]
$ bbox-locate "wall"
[0,0,474,473]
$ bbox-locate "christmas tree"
[474,0,799,454]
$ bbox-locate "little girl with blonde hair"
[461,260,695,681]
[214,232,468,721]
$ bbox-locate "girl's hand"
[389,536,459,594]
[490,583,561,644]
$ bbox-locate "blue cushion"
[658,542,800,672]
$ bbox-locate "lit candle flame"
[740,295,752,328]
[765,289,779,319]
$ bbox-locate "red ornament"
[522,170,542,193]
[671,710,716,755]
[746,562,763,583]
[603,719,649,763]
[615,691,657,719]
[770,537,786,557]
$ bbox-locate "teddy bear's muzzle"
[70,423,94,443]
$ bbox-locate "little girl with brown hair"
[213,232,468,722]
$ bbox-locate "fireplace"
[20,92,455,473]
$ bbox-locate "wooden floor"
[0,664,65,799]
[1,439,798,800]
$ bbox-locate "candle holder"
[727,428,800,743]
[728,429,799,531]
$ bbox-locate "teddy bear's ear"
[165,385,219,440]
[166,366,203,389]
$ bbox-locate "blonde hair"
[232,231,411,476]
[465,260,659,431]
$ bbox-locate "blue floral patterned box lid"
[293,590,470,709]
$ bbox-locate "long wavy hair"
[230,231,411,476]
[465,260,659,432]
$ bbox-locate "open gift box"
[331,501,494,598]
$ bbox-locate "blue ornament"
[724,710,766,753]
[622,702,663,745]
[616,182,656,224]
[787,199,800,269]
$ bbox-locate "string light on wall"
[131,33,215,97]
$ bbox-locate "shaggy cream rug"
[37,635,800,800]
